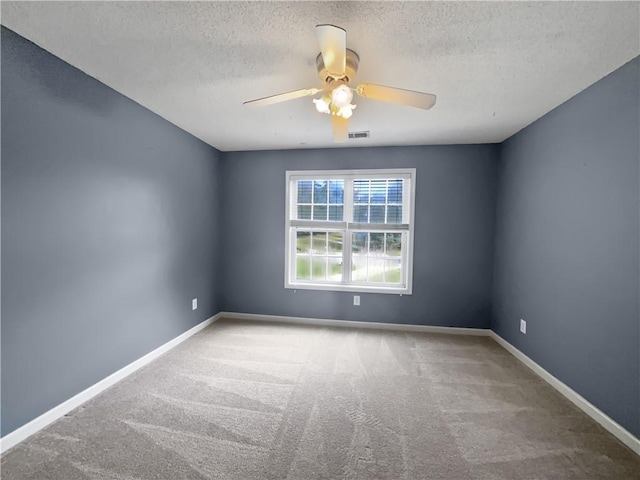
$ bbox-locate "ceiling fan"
[243,25,437,143]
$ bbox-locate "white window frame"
[284,168,416,295]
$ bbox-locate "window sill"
[285,282,412,295]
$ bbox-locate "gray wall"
[220,145,498,328]
[492,56,640,436]
[1,27,222,436]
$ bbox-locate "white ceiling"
[2,1,639,152]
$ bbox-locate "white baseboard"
[0,313,222,454]
[219,311,491,336]
[489,331,640,456]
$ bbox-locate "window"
[285,169,415,294]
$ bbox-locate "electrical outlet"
[520,319,526,334]
[192,298,198,310]
[353,295,360,306]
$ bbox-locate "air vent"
[348,131,370,139]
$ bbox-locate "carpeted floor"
[2,319,639,479]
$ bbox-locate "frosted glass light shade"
[331,85,353,108]
[313,97,330,114]
[339,104,355,119]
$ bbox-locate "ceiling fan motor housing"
[316,49,359,84]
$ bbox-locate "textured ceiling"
[2,1,639,152]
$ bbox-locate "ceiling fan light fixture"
[313,97,330,114]
[338,104,355,119]
[312,92,355,119]
[331,84,353,108]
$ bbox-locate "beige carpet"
[2,319,638,479]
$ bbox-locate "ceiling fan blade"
[244,87,324,107]
[356,83,437,110]
[332,114,349,143]
[316,24,346,77]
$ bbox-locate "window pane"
[385,259,402,283]
[388,179,402,203]
[370,205,385,223]
[352,232,367,254]
[313,180,327,203]
[353,205,368,222]
[370,180,386,203]
[329,180,344,204]
[387,205,402,224]
[353,180,369,203]
[296,231,310,254]
[298,205,311,220]
[351,255,367,282]
[367,258,385,282]
[386,233,402,256]
[328,232,343,254]
[313,205,327,221]
[311,257,326,280]
[328,205,343,221]
[369,233,384,254]
[296,257,310,280]
[328,257,342,279]
[298,181,312,203]
[311,232,327,254]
